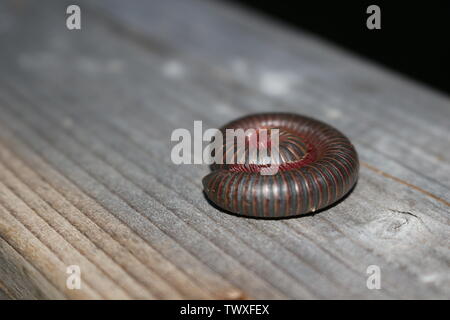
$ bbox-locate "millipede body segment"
[202,113,359,218]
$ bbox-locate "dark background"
[226,0,450,95]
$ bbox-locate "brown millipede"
[202,113,359,218]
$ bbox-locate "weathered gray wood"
[0,286,10,300]
[0,0,448,299]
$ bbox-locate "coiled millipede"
[202,113,359,218]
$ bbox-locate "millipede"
[202,113,359,218]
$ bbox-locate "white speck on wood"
[258,70,298,97]
[162,60,186,79]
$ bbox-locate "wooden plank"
[0,0,448,299]
[0,289,10,300]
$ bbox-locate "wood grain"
[0,0,448,299]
